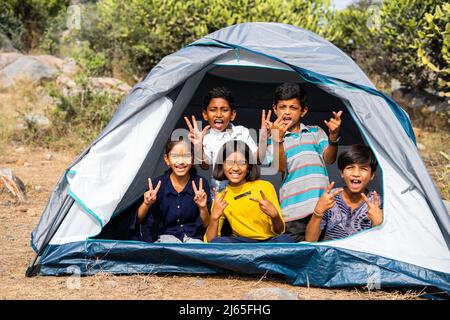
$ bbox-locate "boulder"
[88,77,132,95]
[0,32,17,53]
[16,113,51,130]
[0,56,58,89]
[0,52,23,70]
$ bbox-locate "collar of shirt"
[207,123,235,141]
[163,171,195,197]
[285,123,309,139]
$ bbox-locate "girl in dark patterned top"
[305,145,383,242]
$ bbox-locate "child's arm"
[192,178,210,227]
[137,178,161,224]
[271,116,292,173]
[184,116,211,169]
[257,110,271,164]
[323,110,343,164]
[204,190,228,242]
[305,182,343,242]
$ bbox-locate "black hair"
[164,137,196,176]
[213,140,260,182]
[273,82,307,109]
[337,145,378,174]
[203,86,235,110]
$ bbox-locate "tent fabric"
[28,22,450,293]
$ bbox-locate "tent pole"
[26,196,74,277]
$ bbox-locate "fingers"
[220,189,228,201]
[192,180,198,193]
[213,188,218,200]
[330,188,343,198]
[260,190,267,200]
[249,197,261,204]
[184,116,194,132]
[361,192,370,206]
[148,178,153,191]
[154,180,162,193]
[373,191,379,207]
[191,115,198,130]
[199,178,203,192]
[261,109,266,125]
[333,110,343,120]
[326,181,335,193]
[266,110,272,122]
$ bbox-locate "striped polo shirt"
[266,123,330,221]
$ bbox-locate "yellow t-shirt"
[206,180,285,241]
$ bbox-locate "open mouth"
[282,115,292,125]
[214,119,224,129]
[229,172,242,179]
[174,165,188,172]
[350,179,362,189]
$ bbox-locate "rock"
[88,77,132,95]
[45,153,53,161]
[23,162,31,168]
[192,277,205,287]
[391,79,402,92]
[56,74,80,96]
[61,57,79,76]
[32,54,64,70]
[243,287,299,300]
[0,168,27,203]
[0,56,58,89]
[34,185,43,192]
[27,208,37,216]
[23,113,51,130]
[0,52,22,70]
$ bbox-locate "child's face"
[223,151,248,186]
[273,98,308,131]
[341,163,375,194]
[164,142,193,178]
[202,98,236,132]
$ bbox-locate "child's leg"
[210,236,258,243]
[155,234,182,243]
[284,215,312,242]
[265,234,296,243]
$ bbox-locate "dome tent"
[27,23,450,294]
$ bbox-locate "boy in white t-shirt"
[184,87,261,193]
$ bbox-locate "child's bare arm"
[323,110,343,164]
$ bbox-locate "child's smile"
[223,152,247,186]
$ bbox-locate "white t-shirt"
[203,124,258,166]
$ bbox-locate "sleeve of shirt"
[319,211,329,231]
[263,182,285,235]
[317,126,329,156]
[202,136,213,164]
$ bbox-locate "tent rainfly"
[27,23,450,294]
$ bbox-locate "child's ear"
[370,171,376,181]
[272,104,277,113]
[164,154,170,167]
[230,109,236,121]
[300,106,308,117]
[202,109,208,121]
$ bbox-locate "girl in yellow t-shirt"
[204,140,295,243]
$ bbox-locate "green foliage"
[415,3,450,97]
[64,0,337,80]
[0,0,68,51]
[380,0,447,90]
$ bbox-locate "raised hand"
[192,178,207,209]
[271,113,292,143]
[249,190,279,218]
[184,115,211,147]
[314,182,343,216]
[324,110,343,141]
[143,178,161,206]
[211,188,228,220]
[362,191,383,226]
[259,109,272,138]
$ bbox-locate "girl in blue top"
[135,138,211,243]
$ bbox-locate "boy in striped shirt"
[264,82,343,242]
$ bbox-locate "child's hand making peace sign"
[143,178,161,206]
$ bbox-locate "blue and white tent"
[27,23,450,294]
